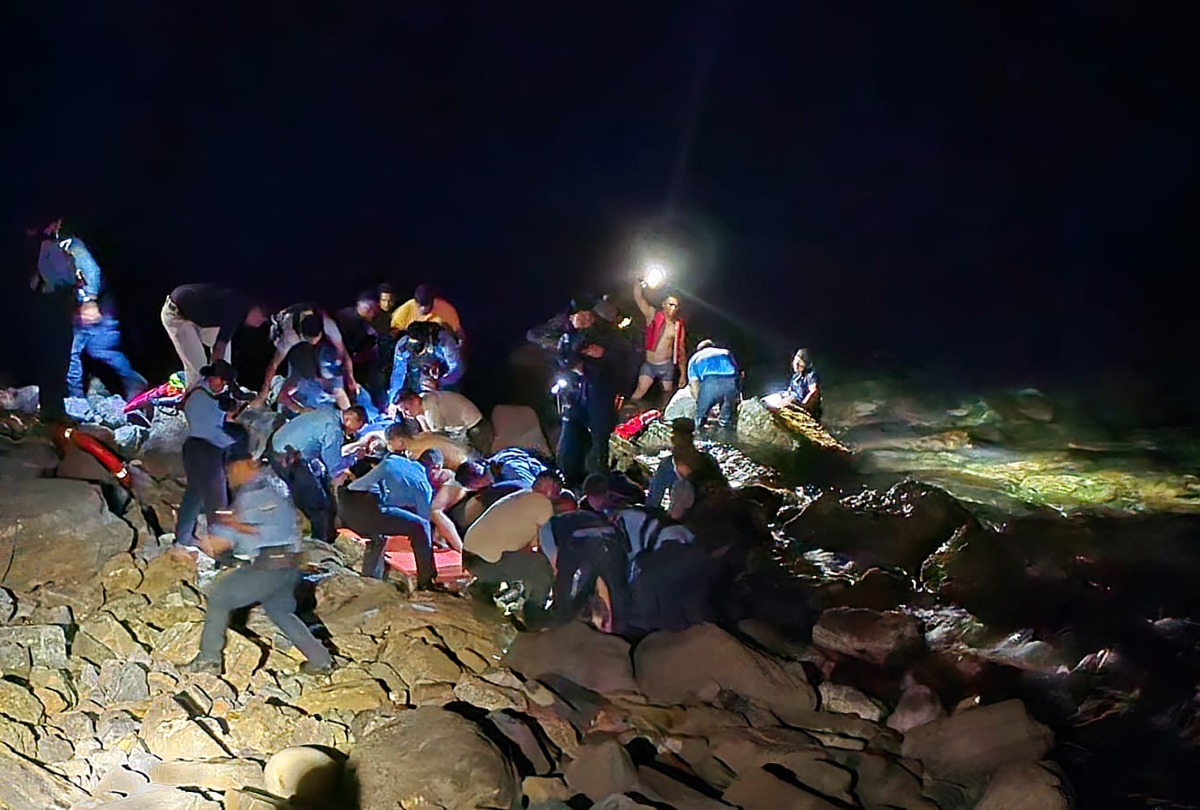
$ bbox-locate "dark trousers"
[465,549,555,616]
[198,563,332,668]
[337,488,436,585]
[177,438,228,544]
[552,535,630,632]
[556,389,617,488]
[67,317,147,399]
[33,287,78,423]
[626,543,717,636]
[696,375,739,430]
[270,452,337,542]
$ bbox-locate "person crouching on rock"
[186,424,334,675]
[765,347,822,421]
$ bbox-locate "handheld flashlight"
[643,262,667,290]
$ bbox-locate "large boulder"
[976,761,1073,809]
[784,481,977,573]
[0,742,90,809]
[633,623,817,725]
[0,478,135,591]
[811,608,924,666]
[900,699,1054,782]
[505,621,637,695]
[346,706,519,810]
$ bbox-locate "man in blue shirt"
[186,425,333,675]
[686,339,741,435]
[340,423,441,588]
[176,360,238,546]
[62,233,147,399]
[27,218,79,425]
[269,405,346,541]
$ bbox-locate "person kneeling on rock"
[186,424,334,676]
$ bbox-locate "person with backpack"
[251,303,358,409]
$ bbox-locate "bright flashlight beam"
[644,264,667,289]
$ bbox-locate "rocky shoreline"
[2,384,1199,808]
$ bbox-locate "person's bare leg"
[631,374,654,403]
[430,509,463,552]
[658,380,675,411]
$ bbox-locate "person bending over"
[395,388,491,452]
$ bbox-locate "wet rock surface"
[4,378,1200,808]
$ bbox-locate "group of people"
[25,218,824,674]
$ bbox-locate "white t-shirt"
[419,391,484,434]
[463,490,553,563]
[274,310,343,357]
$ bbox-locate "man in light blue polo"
[686,339,741,435]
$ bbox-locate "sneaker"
[182,656,222,676]
[300,659,335,675]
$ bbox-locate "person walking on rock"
[27,217,80,425]
[186,424,333,675]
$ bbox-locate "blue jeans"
[337,488,436,585]
[68,317,147,398]
[695,375,739,430]
[647,457,678,509]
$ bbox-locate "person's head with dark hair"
[355,289,380,321]
[298,312,324,343]
[455,459,493,490]
[581,473,617,512]
[417,447,444,470]
[384,421,412,454]
[396,389,424,419]
[414,283,436,314]
[377,283,397,313]
[792,347,813,374]
[342,405,368,435]
[669,417,696,453]
[553,490,578,514]
[532,468,564,498]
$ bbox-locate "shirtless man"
[631,281,687,407]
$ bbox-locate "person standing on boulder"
[630,281,687,408]
[162,284,268,389]
[175,360,239,546]
[58,229,148,400]
[27,217,79,425]
[186,424,334,675]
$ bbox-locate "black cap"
[568,293,596,315]
[670,417,696,435]
[199,359,237,383]
[414,283,435,308]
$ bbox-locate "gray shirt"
[210,474,299,560]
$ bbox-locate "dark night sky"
[2,2,1196,420]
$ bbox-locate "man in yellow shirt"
[390,283,463,338]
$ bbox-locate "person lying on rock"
[186,424,334,675]
[413,448,463,552]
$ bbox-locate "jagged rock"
[819,682,887,722]
[506,621,638,695]
[0,479,136,591]
[707,726,856,802]
[486,710,556,775]
[976,761,1073,809]
[263,746,342,802]
[143,717,231,761]
[593,797,655,810]
[138,548,200,600]
[92,764,151,797]
[220,632,265,692]
[886,679,946,734]
[346,706,519,810]
[35,731,74,763]
[224,788,290,810]
[376,633,463,688]
[411,680,457,706]
[901,699,1054,782]
[75,612,150,664]
[0,740,91,808]
[225,697,349,755]
[0,588,15,623]
[830,567,915,612]
[153,622,204,666]
[0,678,44,724]
[97,710,142,746]
[784,481,977,572]
[99,660,151,704]
[634,766,734,809]
[523,775,571,803]
[454,673,528,712]
[724,767,843,809]
[564,738,638,800]
[812,608,924,666]
[0,716,36,756]
[149,758,266,791]
[634,623,817,725]
[113,424,149,455]
[48,710,96,741]
[0,638,31,679]
[823,748,937,810]
[100,553,146,593]
[93,784,223,808]
[294,678,389,716]
[0,628,65,672]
